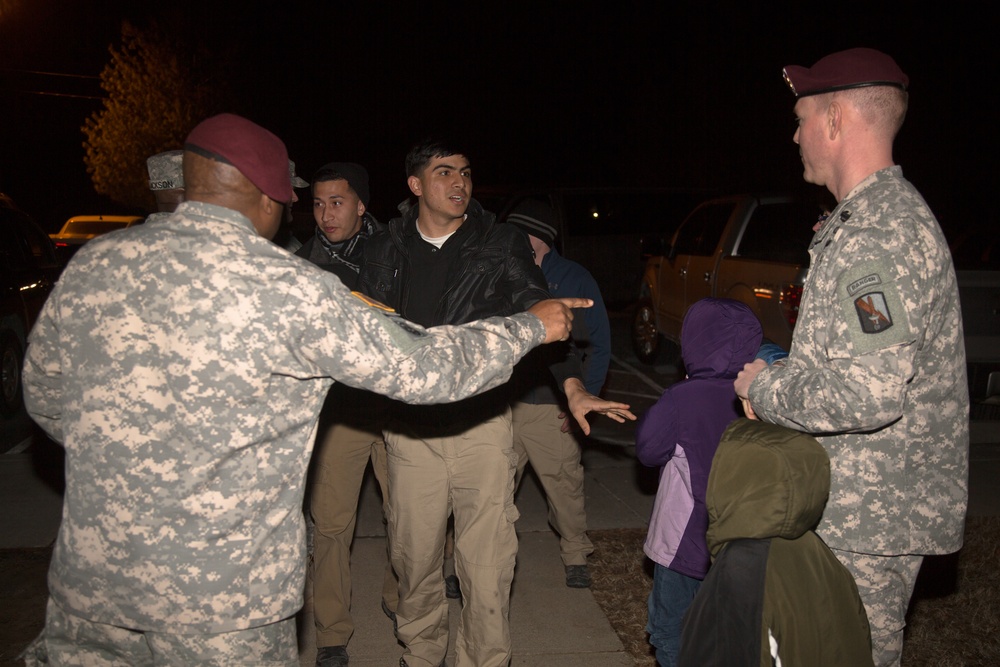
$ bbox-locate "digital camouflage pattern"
[832,550,923,667]
[143,211,172,225]
[748,166,969,555]
[22,200,546,633]
[28,598,298,666]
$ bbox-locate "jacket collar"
[393,198,494,246]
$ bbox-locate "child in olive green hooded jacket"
[679,419,874,667]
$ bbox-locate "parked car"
[632,194,824,364]
[1,205,62,419]
[50,214,144,261]
[949,224,1000,421]
[485,187,707,307]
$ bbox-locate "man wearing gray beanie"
[506,197,612,590]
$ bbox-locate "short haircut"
[842,86,908,140]
[405,138,469,178]
[819,86,908,141]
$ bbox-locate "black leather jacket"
[357,199,582,407]
[357,199,548,324]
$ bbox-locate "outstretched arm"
[561,377,636,436]
[303,290,594,405]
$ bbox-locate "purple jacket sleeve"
[635,389,680,467]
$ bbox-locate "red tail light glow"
[780,284,803,330]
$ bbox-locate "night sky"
[1,1,992,238]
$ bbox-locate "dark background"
[0,1,992,238]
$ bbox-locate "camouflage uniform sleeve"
[748,344,911,433]
[22,283,66,443]
[297,286,547,404]
[748,221,924,433]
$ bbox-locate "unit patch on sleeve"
[837,259,914,355]
[854,292,893,333]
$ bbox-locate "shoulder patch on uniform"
[350,291,395,313]
[854,292,893,333]
[846,273,882,296]
[837,259,913,354]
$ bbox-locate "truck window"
[735,201,818,265]
[673,202,733,256]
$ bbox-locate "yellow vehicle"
[49,215,143,259]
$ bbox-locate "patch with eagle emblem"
[854,292,893,333]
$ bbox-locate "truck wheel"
[1,331,25,418]
[632,299,663,365]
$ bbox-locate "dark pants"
[647,563,701,667]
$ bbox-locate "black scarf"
[315,213,378,273]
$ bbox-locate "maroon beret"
[783,48,908,98]
[185,113,294,204]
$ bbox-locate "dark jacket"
[636,298,762,578]
[357,199,581,420]
[508,246,611,405]
[358,199,549,324]
[679,419,873,667]
[295,212,384,290]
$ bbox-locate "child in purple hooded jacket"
[635,298,762,667]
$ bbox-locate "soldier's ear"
[407,175,422,197]
[247,193,283,240]
[827,101,842,140]
[260,193,279,215]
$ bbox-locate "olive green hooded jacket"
[679,419,873,667]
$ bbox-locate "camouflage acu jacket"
[22,201,545,632]
[748,167,969,555]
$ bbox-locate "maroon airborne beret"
[783,48,909,98]
[185,113,294,204]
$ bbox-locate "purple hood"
[681,298,763,379]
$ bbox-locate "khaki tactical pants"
[385,409,518,667]
[309,420,395,648]
[510,401,594,567]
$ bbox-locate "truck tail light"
[780,284,803,330]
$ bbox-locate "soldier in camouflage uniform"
[21,113,588,666]
[735,49,969,667]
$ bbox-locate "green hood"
[706,419,830,556]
